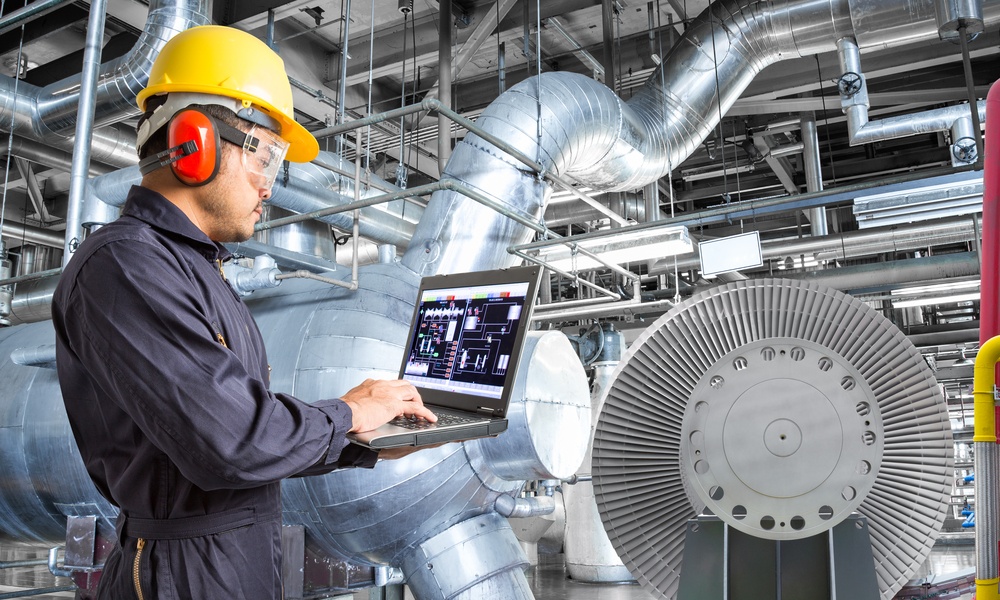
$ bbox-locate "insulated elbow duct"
[0,0,211,166]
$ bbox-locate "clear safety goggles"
[239,125,289,192]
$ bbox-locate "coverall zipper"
[133,538,146,600]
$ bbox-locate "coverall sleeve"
[59,237,376,490]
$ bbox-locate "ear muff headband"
[169,108,221,186]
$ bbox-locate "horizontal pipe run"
[0,267,61,287]
[274,270,358,291]
[0,586,78,599]
[531,297,675,323]
[514,250,623,300]
[514,166,981,253]
[0,559,47,569]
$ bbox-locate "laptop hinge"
[478,407,503,417]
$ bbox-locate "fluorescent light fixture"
[889,280,981,308]
[534,224,694,271]
[853,176,983,229]
[891,280,980,295]
[892,292,980,309]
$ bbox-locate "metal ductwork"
[402,0,1000,277]
[0,0,211,167]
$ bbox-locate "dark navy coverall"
[52,186,377,599]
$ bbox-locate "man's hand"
[341,378,437,433]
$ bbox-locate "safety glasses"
[240,125,290,192]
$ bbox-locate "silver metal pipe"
[63,0,107,267]
[785,251,980,290]
[2,220,63,249]
[10,344,55,367]
[493,494,555,518]
[976,438,999,581]
[653,215,979,273]
[837,36,988,146]
[801,114,827,235]
[0,135,112,176]
[0,0,74,36]
[438,0,453,172]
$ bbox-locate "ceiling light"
[891,280,980,295]
[892,292,980,309]
[853,175,982,229]
[533,225,693,272]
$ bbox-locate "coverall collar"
[121,185,233,262]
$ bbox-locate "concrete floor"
[0,539,978,599]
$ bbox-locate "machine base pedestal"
[677,514,880,600]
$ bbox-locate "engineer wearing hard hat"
[51,25,435,599]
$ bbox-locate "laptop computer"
[348,264,543,449]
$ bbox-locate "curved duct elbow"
[0,0,211,166]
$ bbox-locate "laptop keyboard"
[389,412,485,430]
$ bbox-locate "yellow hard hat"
[136,25,319,163]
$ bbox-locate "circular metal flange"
[680,339,883,541]
[592,278,953,600]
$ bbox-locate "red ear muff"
[167,108,221,186]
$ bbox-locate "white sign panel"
[698,231,764,277]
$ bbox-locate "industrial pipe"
[976,76,1000,600]
[973,335,1000,600]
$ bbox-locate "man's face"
[196,141,269,243]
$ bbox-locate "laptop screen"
[399,265,542,416]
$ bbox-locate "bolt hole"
[760,516,775,530]
[819,506,834,520]
[709,486,724,501]
[790,516,805,530]
[733,505,747,520]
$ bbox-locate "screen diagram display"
[403,281,530,399]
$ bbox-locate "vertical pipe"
[974,336,1000,600]
[62,0,106,267]
[335,0,352,158]
[438,0,453,173]
[498,41,506,93]
[975,76,1000,600]
[800,113,827,236]
[958,24,984,167]
[602,0,616,90]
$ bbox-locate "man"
[52,25,435,599]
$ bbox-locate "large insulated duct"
[403,0,1000,277]
[0,0,211,167]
